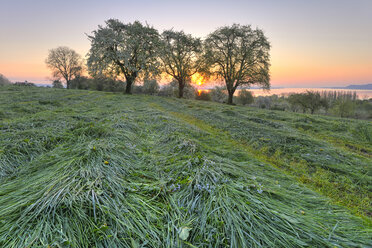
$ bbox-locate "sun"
[191,73,205,86]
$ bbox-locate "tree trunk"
[227,89,235,104]
[178,82,185,98]
[226,81,236,104]
[66,80,70,89]
[125,80,132,94]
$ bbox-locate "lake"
[198,87,372,99]
[248,88,372,99]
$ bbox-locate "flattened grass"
[0,85,371,247]
[154,98,372,217]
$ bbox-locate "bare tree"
[159,30,202,98]
[203,24,271,104]
[87,19,160,94]
[45,47,83,89]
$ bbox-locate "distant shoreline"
[10,82,372,91]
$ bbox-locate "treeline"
[46,19,271,104]
[253,91,371,119]
[7,77,370,119]
[61,76,197,96]
[51,76,371,119]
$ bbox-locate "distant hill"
[344,84,372,90]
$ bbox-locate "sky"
[0,0,371,87]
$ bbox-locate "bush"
[354,100,372,119]
[331,99,356,118]
[69,76,126,92]
[0,74,11,85]
[143,79,159,95]
[255,96,272,109]
[158,83,177,97]
[158,81,195,99]
[195,91,211,101]
[14,81,36,87]
[183,84,196,99]
[69,76,92,90]
[287,91,327,114]
[101,78,126,92]
[236,89,254,105]
[52,80,64,88]
[210,86,227,103]
[132,85,143,94]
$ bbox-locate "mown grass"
[153,98,372,218]
[0,85,371,247]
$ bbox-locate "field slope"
[0,86,371,247]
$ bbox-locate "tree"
[237,89,254,105]
[45,47,83,89]
[159,30,202,98]
[52,80,64,88]
[87,19,160,94]
[331,99,356,118]
[203,24,271,104]
[288,94,307,113]
[287,91,327,114]
[0,74,11,85]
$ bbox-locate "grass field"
[0,85,371,247]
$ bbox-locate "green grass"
[0,85,371,247]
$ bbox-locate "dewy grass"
[152,97,372,217]
[0,85,371,247]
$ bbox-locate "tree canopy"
[87,19,160,94]
[288,91,328,114]
[159,30,202,98]
[203,24,271,104]
[45,46,83,89]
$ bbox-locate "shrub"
[354,100,372,119]
[287,91,327,114]
[236,89,254,105]
[183,84,196,99]
[158,83,177,97]
[210,86,227,103]
[0,74,11,85]
[255,96,272,109]
[132,84,143,94]
[52,80,64,88]
[14,81,36,87]
[69,76,126,92]
[158,81,195,99]
[195,91,211,101]
[69,76,91,90]
[331,99,356,118]
[143,79,160,95]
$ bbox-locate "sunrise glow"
[192,73,205,86]
[0,1,371,87]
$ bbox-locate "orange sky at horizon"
[2,57,371,87]
[2,39,371,87]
